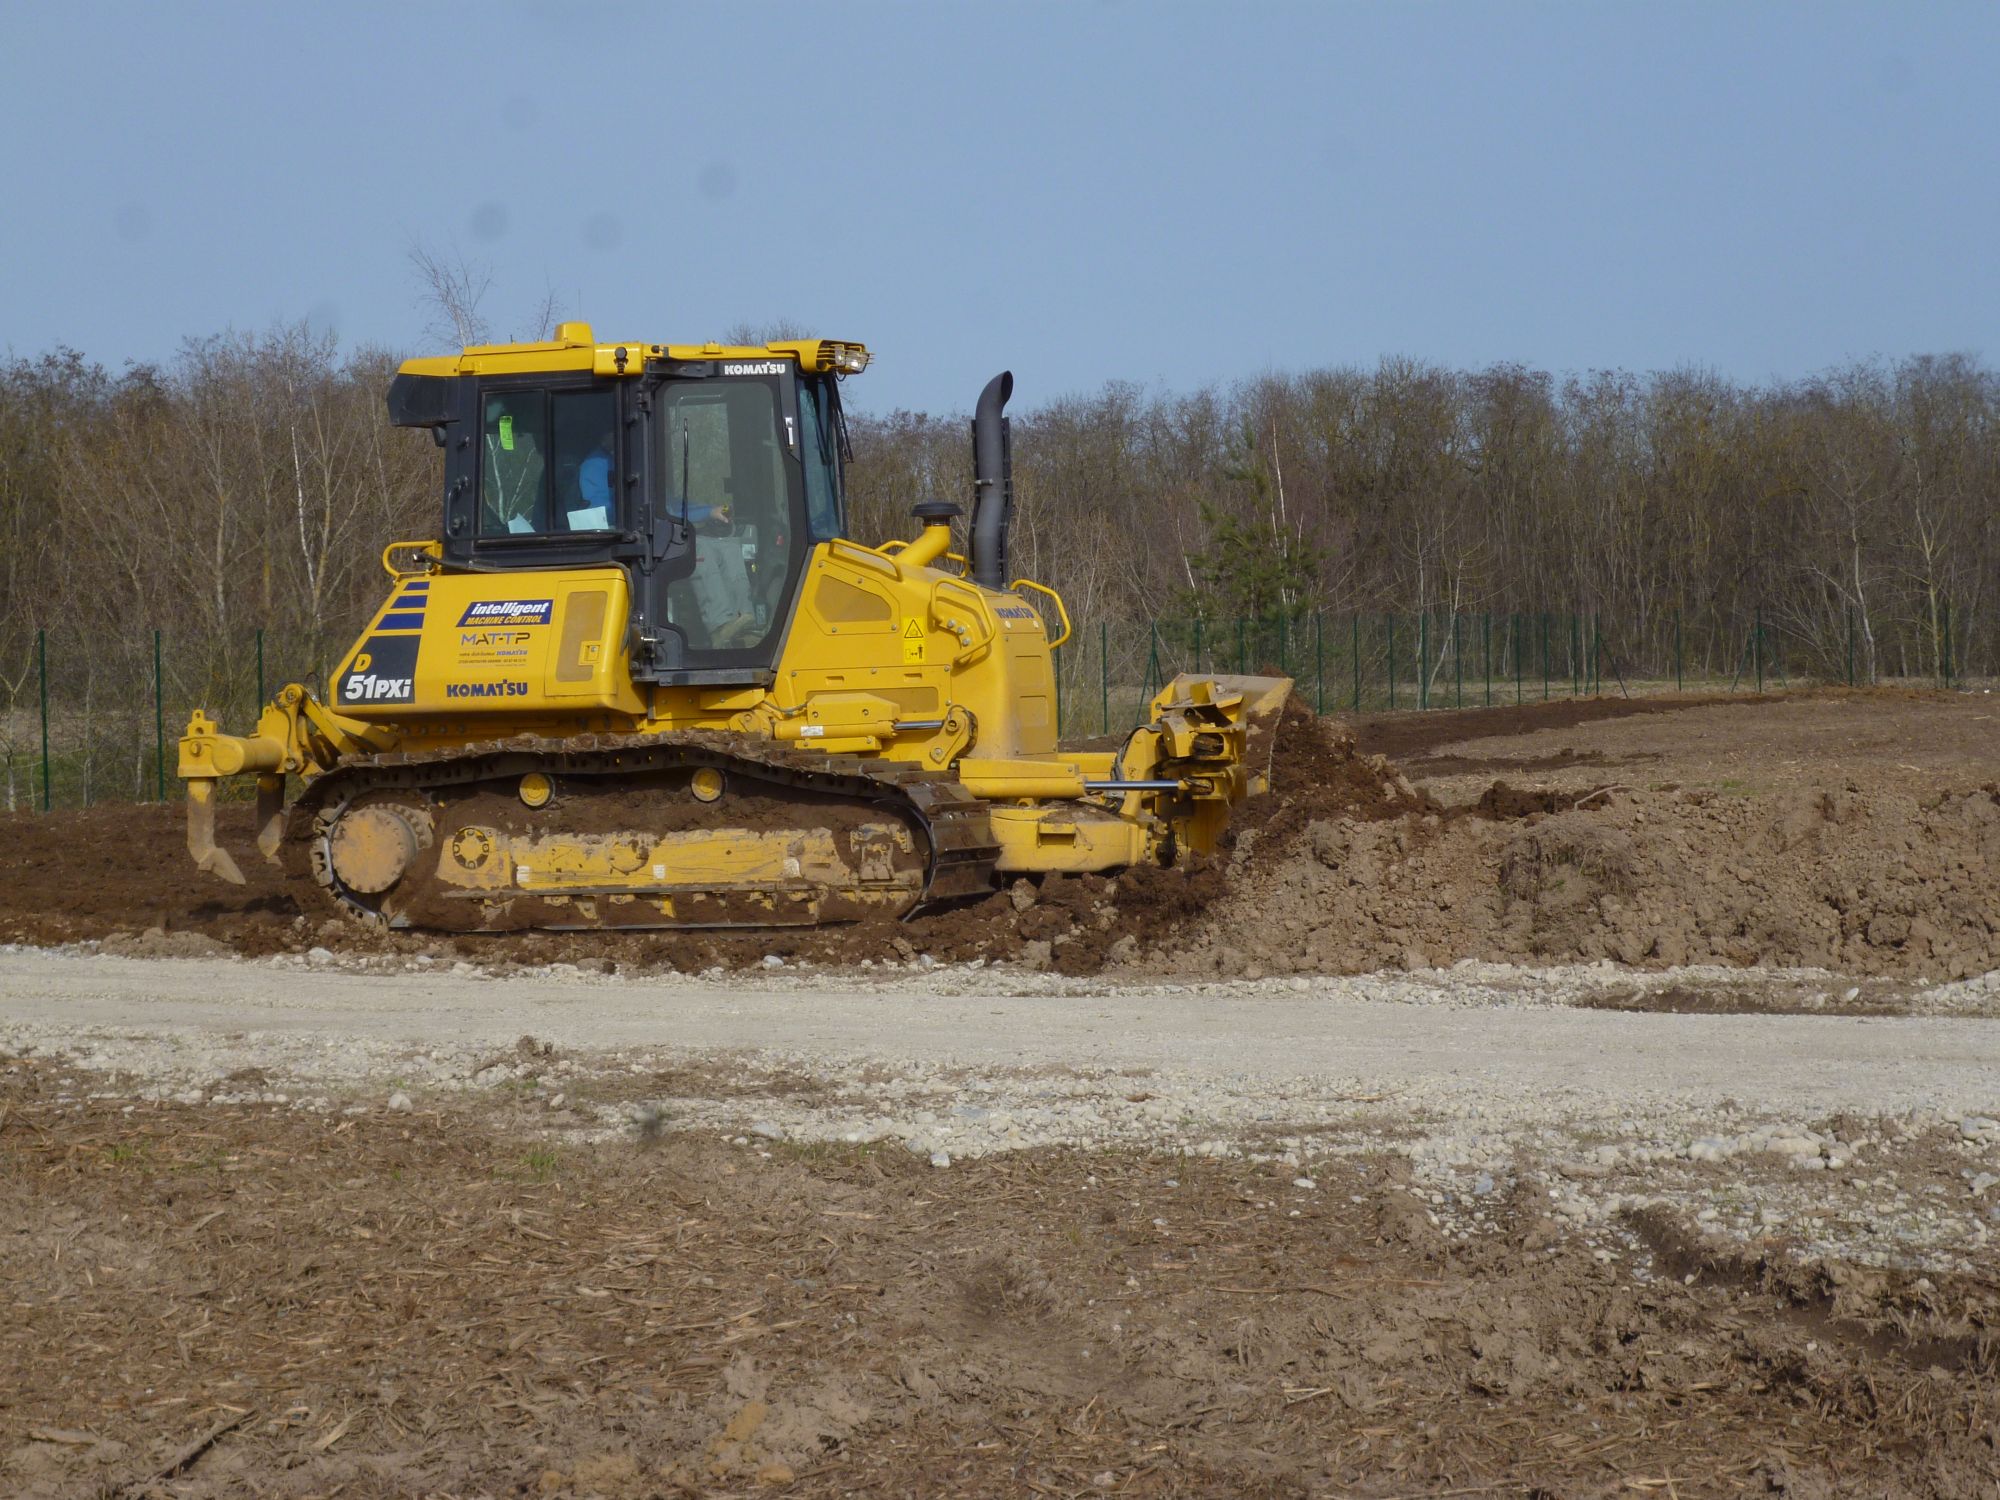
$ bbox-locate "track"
[283,730,1001,931]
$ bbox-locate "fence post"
[1540,612,1550,701]
[1754,607,1765,694]
[1387,615,1397,711]
[37,627,51,812]
[1313,613,1324,714]
[1592,616,1602,697]
[1940,596,1952,689]
[152,630,165,802]
[1514,613,1523,704]
[1675,608,1683,693]
[1452,614,1463,708]
[1844,608,1854,688]
[1350,614,1360,711]
[256,626,266,709]
[1418,614,1429,711]
[1482,612,1491,707]
[1099,620,1109,736]
[1193,616,1204,675]
[1236,617,1247,674]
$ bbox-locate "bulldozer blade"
[186,780,246,885]
[254,776,285,863]
[1156,672,1294,794]
[1215,674,1293,792]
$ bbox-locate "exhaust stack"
[969,371,1013,590]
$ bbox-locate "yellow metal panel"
[332,568,642,720]
[551,590,609,688]
[396,335,870,381]
[771,545,1074,768]
[987,806,1148,873]
[955,758,1088,800]
[808,572,896,630]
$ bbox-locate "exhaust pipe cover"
[969,371,1013,590]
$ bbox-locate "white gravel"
[4,944,1998,1272]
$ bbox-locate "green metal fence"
[0,626,345,814]
[1052,609,1756,738]
[1046,602,1983,738]
[0,604,1970,812]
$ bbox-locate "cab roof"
[396,322,869,379]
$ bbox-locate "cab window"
[479,387,617,536]
[797,376,845,541]
[655,377,799,663]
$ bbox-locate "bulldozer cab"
[390,344,853,686]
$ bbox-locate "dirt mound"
[1237,695,1431,846]
[1168,774,2000,979]
[1473,778,1589,818]
[7,697,2000,981]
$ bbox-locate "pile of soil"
[1172,762,2000,979]
[1237,695,1432,843]
[6,693,2000,980]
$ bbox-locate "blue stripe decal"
[400,580,430,592]
[379,611,428,630]
[393,595,429,609]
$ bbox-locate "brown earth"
[4,1055,1996,1499]
[1174,688,2000,980]
[2,688,1997,979]
[1345,691,1767,762]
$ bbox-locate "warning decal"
[901,618,925,664]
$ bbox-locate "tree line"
[851,354,1994,687]
[2,324,1992,798]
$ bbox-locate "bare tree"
[408,239,494,347]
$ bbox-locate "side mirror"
[430,424,449,449]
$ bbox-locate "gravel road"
[3,946,1998,1111]
[7,945,1999,1270]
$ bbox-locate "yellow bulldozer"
[177,324,1290,930]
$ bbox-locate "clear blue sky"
[2,2,1994,415]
